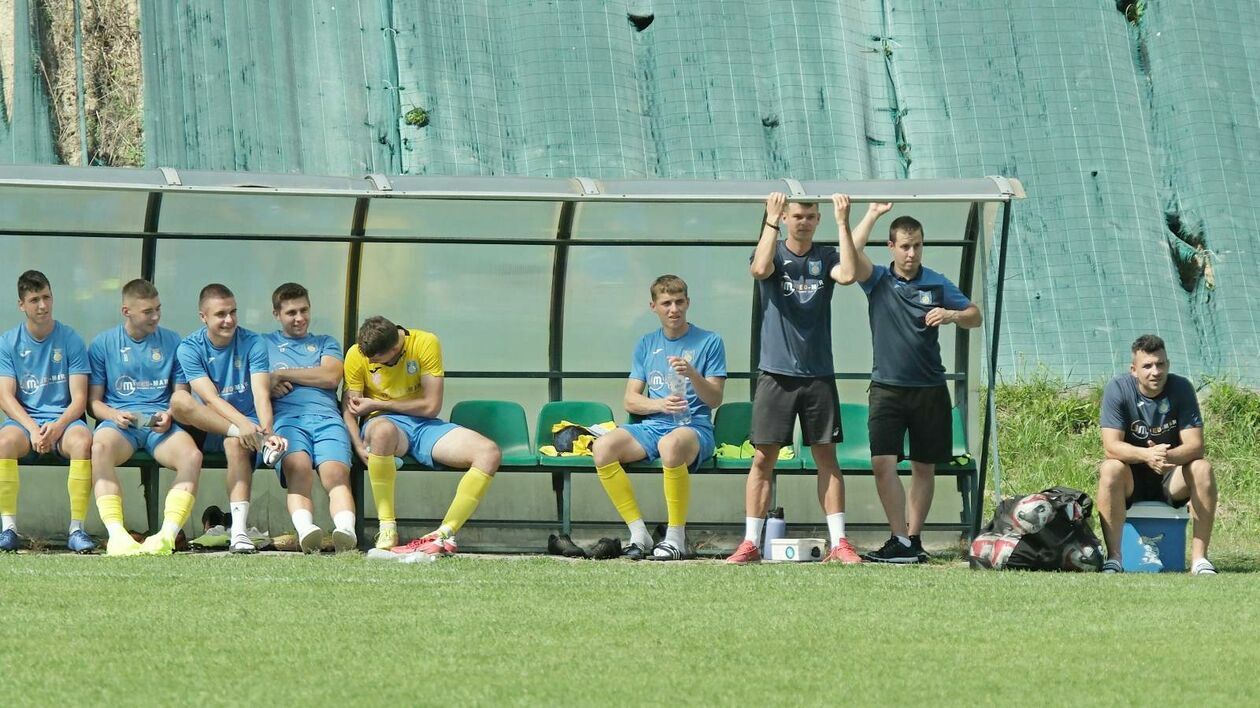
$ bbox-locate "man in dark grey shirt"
[1098,334,1216,574]
[726,193,860,565]
[836,196,982,564]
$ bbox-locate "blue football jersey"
[0,321,89,419]
[89,325,186,414]
[629,324,727,426]
[264,331,343,417]
[176,326,270,417]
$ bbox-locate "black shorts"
[1126,464,1189,509]
[750,372,842,446]
[868,382,952,463]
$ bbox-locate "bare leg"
[871,454,906,536]
[1168,459,1216,562]
[906,460,936,536]
[811,443,845,515]
[1097,459,1134,560]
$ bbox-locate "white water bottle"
[667,370,691,425]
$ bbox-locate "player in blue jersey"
[88,279,205,556]
[0,270,96,552]
[590,275,726,560]
[265,283,357,553]
[169,283,287,554]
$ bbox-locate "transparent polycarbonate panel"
[0,186,149,233]
[571,202,766,240]
[365,199,562,239]
[0,236,144,343]
[157,193,355,237]
[562,246,753,372]
[153,240,349,336]
[437,378,548,429]
[356,243,552,370]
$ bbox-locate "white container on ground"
[766,538,826,562]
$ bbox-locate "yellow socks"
[0,459,17,517]
[96,494,128,539]
[440,468,493,534]
[596,461,643,525]
[663,464,691,528]
[367,454,398,523]
[162,489,195,537]
[67,460,92,523]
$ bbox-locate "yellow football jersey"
[344,328,444,403]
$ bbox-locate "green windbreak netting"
[0,0,58,163]
[139,0,400,174]
[0,0,1235,385]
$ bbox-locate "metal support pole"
[972,201,1012,536]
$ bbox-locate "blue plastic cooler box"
[1121,501,1189,572]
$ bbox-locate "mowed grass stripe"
[3,555,1259,706]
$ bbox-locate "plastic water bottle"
[667,370,691,425]
[763,507,786,557]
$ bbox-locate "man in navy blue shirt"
[727,193,861,565]
[1098,334,1216,574]
[835,196,982,563]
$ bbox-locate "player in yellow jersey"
[342,316,500,555]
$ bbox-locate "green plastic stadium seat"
[449,400,537,467]
[534,401,615,468]
[711,401,801,471]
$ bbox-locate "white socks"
[333,510,355,533]
[3,515,17,532]
[826,513,846,546]
[230,501,249,538]
[664,525,685,550]
[627,519,652,549]
[291,509,318,537]
[68,519,84,534]
[744,517,765,545]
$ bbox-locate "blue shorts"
[1,416,90,461]
[622,418,716,473]
[96,419,183,456]
[363,413,459,468]
[275,412,352,487]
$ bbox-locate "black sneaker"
[547,533,587,558]
[861,536,921,564]
[621,542,648,561]
[587,537,622,560]
[908,534,930,562]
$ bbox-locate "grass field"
[3,380,1258,706]
[2,553,1258,706]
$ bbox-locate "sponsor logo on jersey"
[115,375,137,396]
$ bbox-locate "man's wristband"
[764,220,779,230]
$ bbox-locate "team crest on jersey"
[919,291,932,305]
[406,360,418,375]
[234,356,242,369]
[1157,398,1169,415]
[306,343,317,353]
[151,349,162,362]
[372,371,382,385]
[52,348,63,363]
[807,259,822,276]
